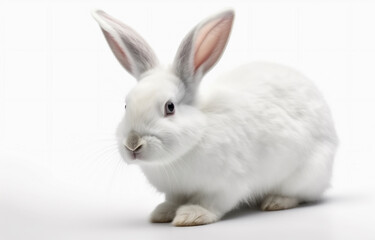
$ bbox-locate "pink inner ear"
[194,15,233,72]
[98,11,134,74]
[102,30,132,73]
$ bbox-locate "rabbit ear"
[92,10,158,80]
[173,10,234,98]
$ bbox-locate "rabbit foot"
[260,195,299,211]
[150,201,178,223]
[172,205,218,226]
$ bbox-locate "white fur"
[117,63,338,225]
[94,10,338,226]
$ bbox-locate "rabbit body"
[93,10,338,226]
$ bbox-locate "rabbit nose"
[125,142,143,153]
[124,132,144,153]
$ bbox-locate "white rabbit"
[92,9,338,226]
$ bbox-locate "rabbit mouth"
[131,152,141,160]
[124,147,143,161]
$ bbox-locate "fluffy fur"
[93,10,338,226]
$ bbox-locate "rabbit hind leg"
[261,144,335,211]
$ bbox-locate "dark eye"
[125,104,127,110]
[164,101,175,116]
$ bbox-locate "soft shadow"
[297,193,370,209]
[222,195,339,222]
[85,193,367,229]
[222,205,262,221]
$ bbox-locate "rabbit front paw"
[172,205,218,226]
[150,201,178,223]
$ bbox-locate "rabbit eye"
[165,101,175,116]
[125,104,127,110]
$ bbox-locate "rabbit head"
[93,10,234,165]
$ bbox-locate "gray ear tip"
[220,9,235,19]
[91,9,106,20]
[207,9,235,26]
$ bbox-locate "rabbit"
[92,9,338,226]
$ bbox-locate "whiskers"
[76,137,127,192]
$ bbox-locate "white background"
[1,0,375,239]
